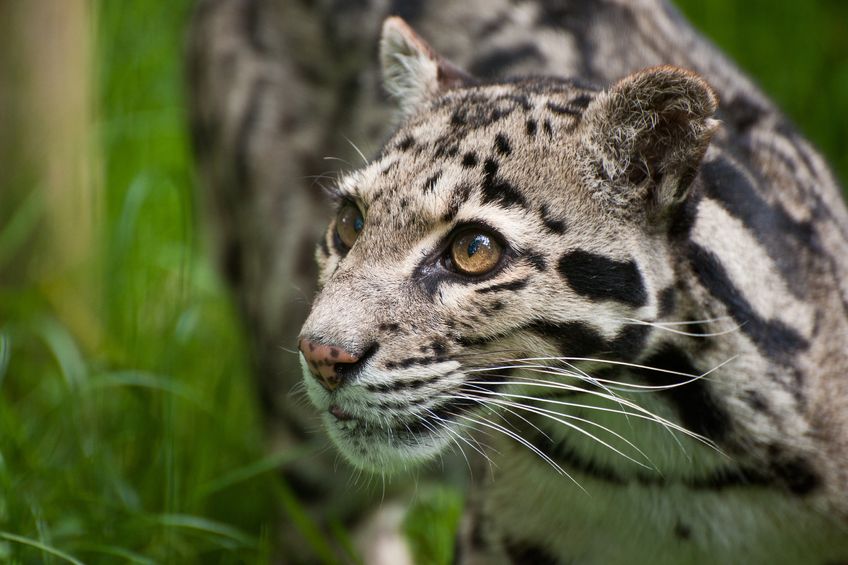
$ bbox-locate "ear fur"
[582,65,719,210]
[380,17,474,119]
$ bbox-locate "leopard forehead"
[336,79,602,240]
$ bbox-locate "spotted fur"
[189,1,848,562]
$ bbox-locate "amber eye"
[449,230,503,276]
[336,203,364,249]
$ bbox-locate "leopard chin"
[322,410,454,472]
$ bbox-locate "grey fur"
[187,0,848,562]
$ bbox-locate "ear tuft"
[583,65,719,210]
[380,17,474,119]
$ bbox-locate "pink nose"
[298,338,360,391]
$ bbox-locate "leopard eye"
[336,203,364,249]
[450,229,503,276]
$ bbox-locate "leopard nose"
[298,338,360,391]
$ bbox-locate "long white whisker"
[466,378,719,452]
[343,135,370,165]
[450,391,657,471]
[620,317,742,337]
[453,410,580,487]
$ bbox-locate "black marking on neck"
[634,345,730,440]
[658,286,677,318]
[687,243,808,363]
[525,118,537,137]
[767,446,820,495]
[700,156,815,298]
[558,250,647,307]
[609,324,652,360]
[527,427,776,491]
[462,151,478,168]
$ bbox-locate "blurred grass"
[676,0,848,188]
[0,0,291,562]
[0,1,845,564]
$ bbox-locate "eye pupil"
[467,234,487,257]
[335,203,364,250]
[450,230,502,276]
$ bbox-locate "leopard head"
[297,17,718,472]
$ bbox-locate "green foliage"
[675,0,848,189]
[0,0,293,562]
[403,486,464,565]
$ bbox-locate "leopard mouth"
[321,398,468,471]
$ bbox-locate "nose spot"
[298,338,360,391]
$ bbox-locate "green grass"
[0,1,287,562]
[0,1,846,564]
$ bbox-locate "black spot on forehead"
[433,134,460,158]
[462,152,478,168]
[494,133,512,156]
[539,204,567,234]
[423,170,442,192]
[525,119,537,137]
[446,92,526,131]
[444,182,474,222]
[481,158,528,209]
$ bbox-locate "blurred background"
[0,1,846,563]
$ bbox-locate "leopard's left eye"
[449,229,503,276]
[336,203,364,249]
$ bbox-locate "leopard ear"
[380,16,475,119]
[582,66,719,211]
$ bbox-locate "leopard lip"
[329,404,356,421]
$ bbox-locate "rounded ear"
[581,66,719,211]
[380,17,475,119]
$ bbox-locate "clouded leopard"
[188,0,848,562]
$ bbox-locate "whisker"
[451,391,656,471]
[620,317,742,337]
[343,135,370,165]
[322,155,354,166]
[452,409,575,483]
[466,376,718,451]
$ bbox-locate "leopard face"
[297,19,717,472]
